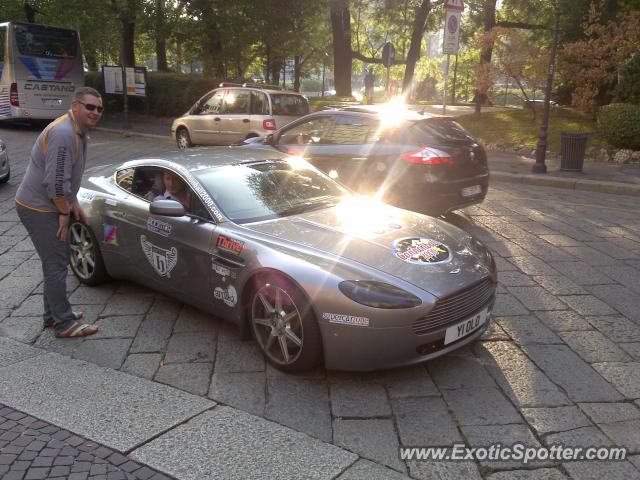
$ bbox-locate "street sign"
[443,10,462,55]
[102,66,147,97]
[382,42,395,68]
[443,0,464,11]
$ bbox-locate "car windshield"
[193,160,348,223]
[271,94,309,116]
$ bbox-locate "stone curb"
[491,172,640,197]
[94,127,169,140]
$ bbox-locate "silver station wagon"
[171,84,309,148]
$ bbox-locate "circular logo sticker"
[392,237,452,264]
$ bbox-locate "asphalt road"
[1,123,640,479]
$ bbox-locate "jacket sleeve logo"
[140,235,178,277]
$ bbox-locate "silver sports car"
[70,148,497,372]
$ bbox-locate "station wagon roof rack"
[218,82,285,91]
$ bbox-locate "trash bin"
[560,132,589,172]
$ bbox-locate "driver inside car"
[154,171,191,210]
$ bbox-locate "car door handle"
[214,117,221,121]
[242,119,250,123]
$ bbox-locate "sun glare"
[334,196,398,238]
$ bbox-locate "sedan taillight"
[400,147,453,165]
[10,83,19,107]
[263,119,276,130]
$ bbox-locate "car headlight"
[0,141,5,153]
[339,280,422,309]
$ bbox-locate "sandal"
[55,322,99,338]
[44,311,83,328]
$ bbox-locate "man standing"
[364,68,375,105]
[15,87,103,338]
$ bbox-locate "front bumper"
[321,297,494,371]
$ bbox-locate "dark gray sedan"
[237,105,489,216]
[69,148,496,372]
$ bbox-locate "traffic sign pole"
[443,54,450,115]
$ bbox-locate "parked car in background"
[0,139,9,184]
[171,84,309,148]
[236,105,489,216]
[70,149,496,372]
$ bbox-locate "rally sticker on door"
[214,285,238,307]
[391,237,451,264]
[140,235,178,277]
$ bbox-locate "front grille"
[412,278,496,335]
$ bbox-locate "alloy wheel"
[69,223,96,280]
[251,283,304,366]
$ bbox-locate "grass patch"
[456,107,608,153]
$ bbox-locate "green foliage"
[613,51,640,105]
[85,71,221,117]
[597,103,640,149]
[457,107,607,152]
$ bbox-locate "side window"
[0,27,5,63]
[115,168,135,192]
[154,168,212,220]
[270,94,309,116]
[278,116,337,145]
[324,116,378,145]
[198,90,224,115]
[223,89,250,114]
[251,91,268,115]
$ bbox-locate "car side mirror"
[265,134,275,145]
[149,199,185,217]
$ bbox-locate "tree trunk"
[85,50,98,71]
[121,19,136,67]
[294,55,302,92]
[175,39,183,73]
[474,0,497,114]
[402,0,431,96]
[330,0,352,97]
[155,0,168,71]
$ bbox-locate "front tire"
[68,221,110,285]
[176,127,192,149]
[249,275,322,373]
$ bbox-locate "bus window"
[0,26,5,63]
[13,24,78,59]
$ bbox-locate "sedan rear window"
[411,119,476,143]
[271,94,309,116]
[194,160,346,223]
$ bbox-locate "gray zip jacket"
[15,111,87,212]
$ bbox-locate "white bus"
[0,22,84,121]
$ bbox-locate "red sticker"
[217,235,244,255]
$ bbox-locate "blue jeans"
[16,204,75,333]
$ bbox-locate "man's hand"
[57,214,70,241]
[72,203,87,224]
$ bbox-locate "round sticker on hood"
[392,237,452,264]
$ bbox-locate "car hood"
[243,198,493,298]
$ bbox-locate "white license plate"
[444,308,489,345]
[461,185,482,197]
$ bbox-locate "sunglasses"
[77,101,104,113]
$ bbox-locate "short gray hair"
[74,87,101,102]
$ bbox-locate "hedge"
[84,71,223,117]
[597,103,640,150]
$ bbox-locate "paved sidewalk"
[0,403,170,480]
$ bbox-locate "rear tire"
[68,221,110,285]
[176,127,193,149]
[249,274,322,373]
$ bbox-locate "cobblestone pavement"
[0,403,170,480]
[2,124,640,479]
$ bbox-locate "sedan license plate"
[461,185,482,197]
[444,308,489,345]
[42,98,63,106]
